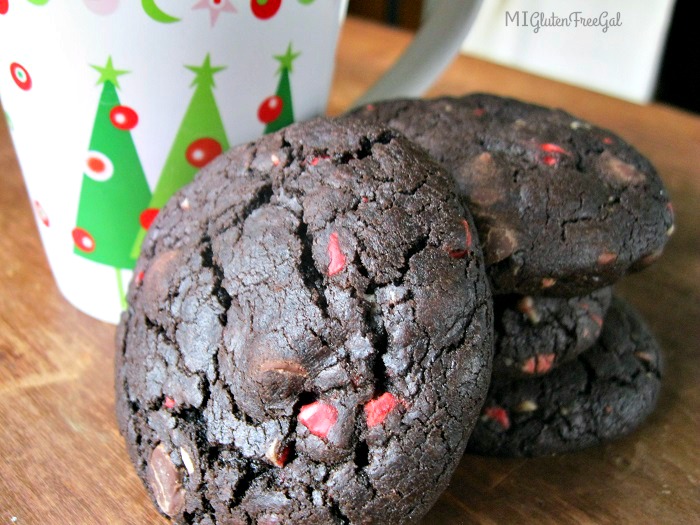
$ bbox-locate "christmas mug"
[0,0,481,323]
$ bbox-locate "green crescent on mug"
[142,0,180,23]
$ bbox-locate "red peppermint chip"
[163,396,176,409]
[10,62,32,90]
[110,105,139,130]
[522,357,537,374]
[251,0,281,19]
[535,353,555,373]
[522,354,556,374]
[588,312,603,327]
[298,401,338,439]
[72,227,96,253]
[541,154,558,166]
[365,393,399,427]
[257,95,283,124]
[140,208,159,230]
[448,218,473,259]
[539,143,569,155]
[185,137,222,168]
[309,155,330,167]
[483,406,510,430]
[539,143,570,166]
[0,1,9,15]
[327,231,345,276]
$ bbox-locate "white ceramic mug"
[0,0,481,323]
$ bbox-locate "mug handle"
[353,0,484,106]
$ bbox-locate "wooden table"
[1,17,698,525]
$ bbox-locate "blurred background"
[349,0,697,113]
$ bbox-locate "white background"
[439,0,677,103]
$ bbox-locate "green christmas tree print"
[73,57,151,308]
[130,53,229,258]
[258,43,300,133]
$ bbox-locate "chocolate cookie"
[345,94,674,296]
[494,287,612,377]
[467,297,663,457]
[115,118,493,524]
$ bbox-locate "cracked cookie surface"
[494,288,612,378]
[115,118,493,524]
[345,95,674,296]
[467,297,663,457]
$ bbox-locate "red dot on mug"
[87,157,105,173]
[33,200,50,227]
[10,62,32,90]
[72,227,96,253]
[139,208,159,230]
[258,95,283,124]
[185,138,222,168]
[110,105,139,130]
[84,151,114,181]
[251,0,281,19]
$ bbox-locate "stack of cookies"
[347,94,673,457]
[116,118,494,524]
[114,95,673,524]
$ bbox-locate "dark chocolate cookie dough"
[467,297,663,457]
[494,287,612,377]
[116,118,493,524]
[345,94,674,296]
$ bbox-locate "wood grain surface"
[1,17,698,525]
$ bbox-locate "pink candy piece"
[589,313,603,327]
[539,143,570,166]
[327,232,346,276]
[540,143,569,155]
[522,353,556,374]
[541,154,558,166]
[298,401,338,439]
[448,219,473,259]
[365,393,399,427]
[536,353,555,373]
[483,406,510,430]
[522,357,537,374]
[309,155,330,166]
